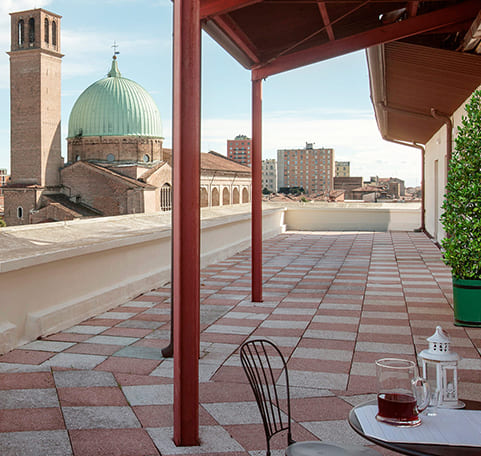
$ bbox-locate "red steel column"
[173,0,201,446]
[252,77,263,302]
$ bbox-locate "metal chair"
[240,339,381,456]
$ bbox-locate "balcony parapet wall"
[0,205,285,354]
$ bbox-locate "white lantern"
[418,326,464,409]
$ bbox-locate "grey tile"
[19,340,76,352]
[261,320,308,329]
[202,401,264,424]
[113,345,164,360]
[147,425,245,454]
[62,406,140,429]
[42,353,107,369]
[64,325,109,335]
[204,324,254,335]
[53,370,117,388]
[304,329,357,341]
[0,363,51,373]
[0,389,59,409]
[286,370,348,390]
[149,359,173,378]
[122,384,173,406]
[84,335,139,346]
[312,315,359,324]
[301,420,370,447]
[116,320,163,329]
[0,430,72,456]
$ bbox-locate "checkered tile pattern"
[1,231,480,455]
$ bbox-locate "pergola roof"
[202,0,481,80]
[367,41,481,144]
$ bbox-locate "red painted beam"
[407,1,419,18]
[252,0,481,80]
[173,0,201,447]
[251,78,263,303]
[201,0,263,19]
[213,15,260,63]
[317,2,335,41]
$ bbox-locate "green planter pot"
[453,278,481,327]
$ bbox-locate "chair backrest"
[240,338,293,455]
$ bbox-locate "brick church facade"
[4,8,251,226]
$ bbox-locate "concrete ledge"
[0,322,17,354]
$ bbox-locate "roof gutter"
[430,108,453,185]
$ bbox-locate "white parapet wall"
[281,202,421,231]
[0,205,285,354]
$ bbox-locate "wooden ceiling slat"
[252,0,480,79]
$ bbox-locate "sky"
[0,0,421,186]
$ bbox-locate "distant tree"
[262,187,270,195]
[0,219,6,228]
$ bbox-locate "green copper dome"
[68,58,162,138]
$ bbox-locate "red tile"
[0,349,55,365]
[114,373,172,386]
[0,372,54,389]
[0,408,65,432]
[65,343,122,356]
[289,396,353,421]
[132,404,216,427]
[308,322,358,332]
[133,313,169,322]
[133,295,163,302]
[298,338,355,351]
[58,387,128,406]
[95,357,160,375]
[42,333,92,343]
[199,381,254,403]
[69,429,159,456]
[133,339,170,348]
[252,327,304,337]
[346,375,378,394]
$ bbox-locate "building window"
[28,18,35,44]
[75,155,81,162]
[143,154,150,163]
[18,20,25,46]
[52,21,57,46]
[106,153,115,162]
[17,207,23,219]
[44,18,49,43]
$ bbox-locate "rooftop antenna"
[112,41,120,59]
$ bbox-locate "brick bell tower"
[4,9,64,226]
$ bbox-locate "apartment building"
[335,161,350,177]
[277,143,334,194]
[227,135,251,167]
[262,159,277,193]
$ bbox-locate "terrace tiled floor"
[1,231,481,456]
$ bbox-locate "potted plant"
[441,88,481,326]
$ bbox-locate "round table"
[348,400,481,456]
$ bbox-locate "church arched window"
[52,21,57,46]
[17,207,24,219]
[18,20,25,46]
[160,183,172,211]
[28,18,35,44]
[44,18,49,43]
